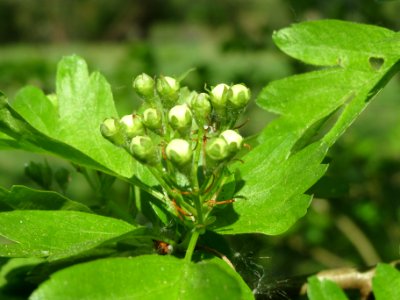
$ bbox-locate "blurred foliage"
[0,0,400,297]
[1,0,400,44]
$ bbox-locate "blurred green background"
[0,0,399,295]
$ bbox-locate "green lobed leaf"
[215,20,400,235]
[0,210,136,260]
[0,185,91,212]
[11,56,135,178]
[214,142,328,234]
[372,263,400,300]
[1,57,157,186]
[0,92,110,172]
[273,19,398,67]
[29,255,254,300]
[307,276,349,300]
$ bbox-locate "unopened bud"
[130,136,159,165]
[143,108,162,130]
[205,137,229,161]
[168,104,192,131]
[120,114,145,138]
[210,83,231,108]
[220,130,243,154]
[100,118,124,146]
[184,91,199,108]
[156,76,180,106]
[166,139,192,166]
[191,93,211,125]
[133,73,155,98]
[229,84,251,108]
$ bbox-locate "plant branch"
[335,214,381,265]
[185,230,200,262]
[301,266,375,300]
[264,261,400,300]
[125,175,164,201]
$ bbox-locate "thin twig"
[335,214,381,265]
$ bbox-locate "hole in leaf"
[290,93,355,155]
[369,57,385,71]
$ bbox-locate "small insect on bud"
[205,137,229,161]
[168,104,192,131]
[166,139,193,166]
[191,93,211,125]
[100,118,125,146]
[156,76,180,106]
[143,108,163,130]
[120,114,145,138]
[229,84,251,108]
[133,73,155,99]
[220,130,243,154]
[130,136,159,165]
[209,83,231,109]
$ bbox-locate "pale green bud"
[166,139,192,166]
[101,118,118,136]
[100,118,124,146]
[156,76,180,106]
[143,108,162,130]
[133,73,155,98]
[206,137,229,161]
[168,104,192,131]
[184,91,199,108]
[210,83,231,108]
[220,130,243,154]
[120,114,145,138]
[191,93,211,124]
[229,84,251,108]
[129,136,159,165]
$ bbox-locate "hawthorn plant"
[0,20,400,299]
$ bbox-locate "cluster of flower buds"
[101,73,251,191]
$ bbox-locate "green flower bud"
[220,130,243,154]
[143,108,162,130]
[205,137,229,161]
[120,114,145,138]
[184,91,198,108]
[130,136,159,165]
[229,84,251,108]
[133,73,155,98]
[191,93,211,125]
[100,118,124,146]
[210,83,231,108]
[166,139,192,166]
[156,76,180,106]
[168,104,192,131]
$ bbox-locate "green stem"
[202,163,227,200]
[185,230,200,262]
[134,185,141,210]
[148,167,178,199]
[125,176,164,201]
[80,168,98,191]
[125,174,183,221]
[190,128,205,225]
[191,127,204,191]
[192,191,204,225]
[127,184,140,216]
[210,172,229,200]
[148,166,195,214]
